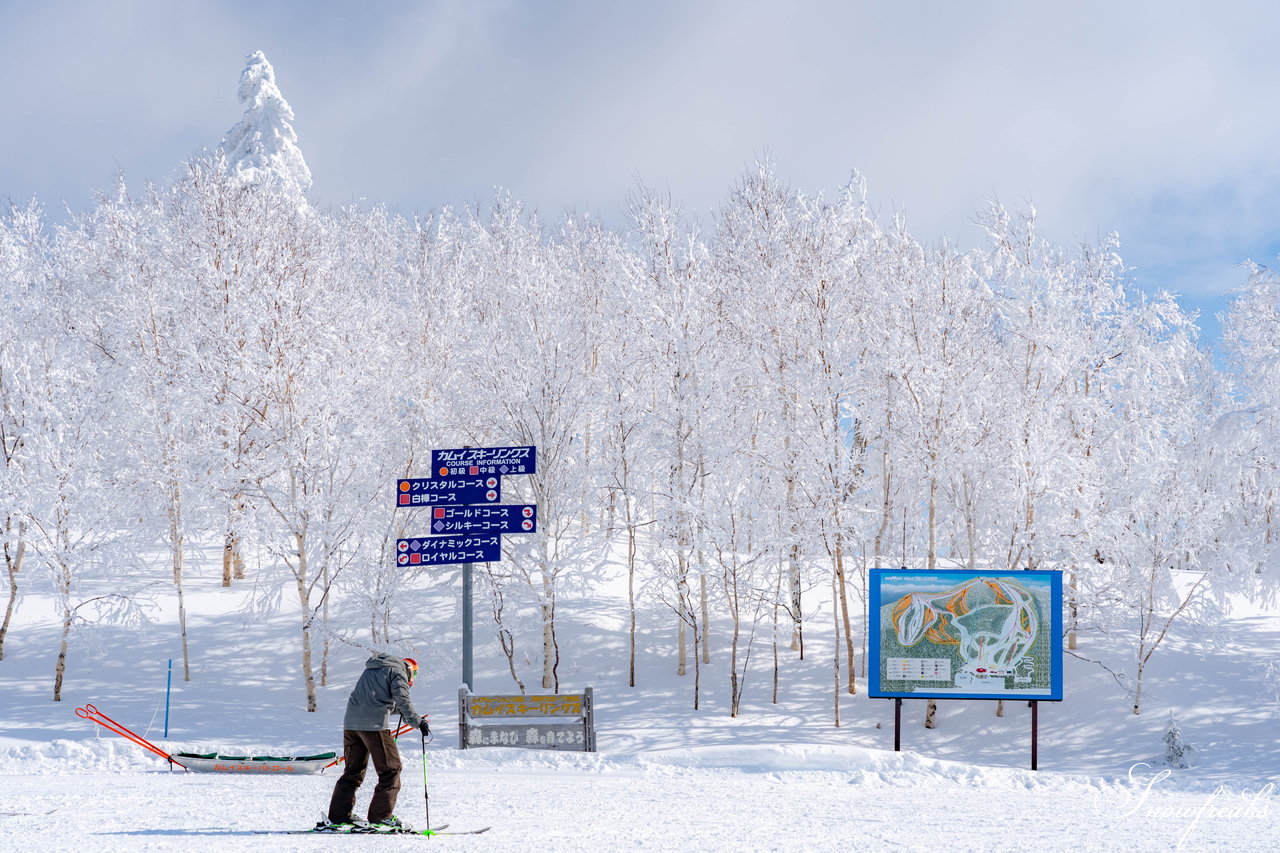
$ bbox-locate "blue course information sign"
[396,476,500,508]
[396,534,502,567]
[428,504,537,535]
[432,445,537,477]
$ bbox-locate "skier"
[320,653,430,833]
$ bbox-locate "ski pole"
[422,731,431,833]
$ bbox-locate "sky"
[4,0,1280,345]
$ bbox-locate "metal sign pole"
[894,698,902,752]
[395,446,538,693]
[462,561,473,691]
[461,439,474,694]
[1030,700,1039,770]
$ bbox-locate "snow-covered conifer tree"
[1162,713,1195,768]
[220,50,312,198]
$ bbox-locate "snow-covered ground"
[1,563,1277,852]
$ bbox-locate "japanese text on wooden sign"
[466,694,581,718]
[459,687,596,752]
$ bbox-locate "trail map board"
[869,569,1063,701]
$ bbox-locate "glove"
[419,720,431,737]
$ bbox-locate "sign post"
[393,445,537,695]
[462,558,474,691]
[458,687,596,751]
[869,568,1063,769]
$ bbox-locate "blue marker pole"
[164,659,173,737]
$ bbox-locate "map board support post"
[894,699,902,751]
[1030,701,1038,770]
[869,568,1063,770]
[462,561,473,691]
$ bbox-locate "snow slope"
[0,558,1276,852]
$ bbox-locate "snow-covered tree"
[631,184,721,705]
[22,211,152,701]
[1220,268,1280,595]
[1088,294,1221,715]
[220,50,312,199]
[1161,713,1196,768]
[66,177,220,684]
[0,200,46,662]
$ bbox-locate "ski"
[255,824,491,837]
[255,824,458,836]
[0,808,58,817]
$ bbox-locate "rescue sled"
[74,704,415,774]
[171,750,337,774]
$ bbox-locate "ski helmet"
[404,657,418,683]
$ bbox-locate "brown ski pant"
[327,729,403,823]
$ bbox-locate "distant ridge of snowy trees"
[2,54,1277,719]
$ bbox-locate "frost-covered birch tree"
[0,200,46,662]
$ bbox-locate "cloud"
[3,0,1278,337]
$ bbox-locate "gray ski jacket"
[342,654,425,731]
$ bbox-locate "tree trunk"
[962,475,978,571]
[1068,571,1079,650]
[691,618,701,711]
[541,605,556,691]
[174,549,191,682]
[169,487,191,682]
[0,532,24,661]
[53,560,72,702]
[874,376,894,567]
[1132,657,1145,716]
[926,473,938,572]
[540,574,559,692]
[320,559,331,687]
[222,532,246,586]
[222,499,247,586]
[835,533,856,695]
[295,531,318,713]
[677,621,687,676]
[771,592,781,704]
[789,543,803,655]
[727,563,743,717]
[832,569,842,727]
[783,381,803,655]
[677,548,689,677]
[489,578,527,694]
[54,607,71,702]
[860,557,869,679]
[700,571,710,665]
[627,510,637,687]
[924,699,937,729]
